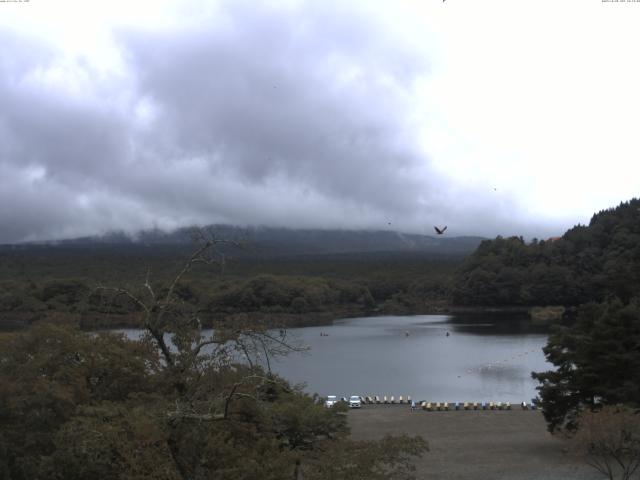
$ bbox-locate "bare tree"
[97,228,306,410]
[567,405,640,480]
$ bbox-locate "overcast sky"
[1,0,639,243]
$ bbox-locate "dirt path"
[348,405,604,480]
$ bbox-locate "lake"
[271,314,551,404]
[118,314,552,404]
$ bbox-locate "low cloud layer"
[0,1,573,243]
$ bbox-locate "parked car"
[325,395,338,408]
[349,395,362,408]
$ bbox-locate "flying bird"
[434,226,447,235]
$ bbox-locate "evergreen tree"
[452,198,640,306]
[532,298,640,432]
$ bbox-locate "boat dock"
[337,395,539,410]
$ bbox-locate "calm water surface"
[269,314,551,404]
[118,314,551,404]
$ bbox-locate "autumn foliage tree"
[567,405,640,480]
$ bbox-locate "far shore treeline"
[1,198,640,331]
[0,248,462,331]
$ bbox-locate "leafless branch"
[261,340,272,374]
[192,337,224,358]
[144,268,156,301]
[95,285,150,315]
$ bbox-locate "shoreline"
[0,304,553,332]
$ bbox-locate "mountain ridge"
[8,225,485,257]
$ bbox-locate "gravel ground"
[347,405,605,480]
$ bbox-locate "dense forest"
[451,198,640,307]
[0,246,460,331]
[516,199,640,440]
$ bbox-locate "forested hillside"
[451,198,640,306]
[0,247,459,330]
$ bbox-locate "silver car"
[349,395,362,408]
[325,395,338,408]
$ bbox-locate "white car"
[349,395,362,408]
[325,395,338,408]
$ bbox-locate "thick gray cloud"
[0,1,559,243]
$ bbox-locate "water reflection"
[269,314,551,404]
[447,312,550,335]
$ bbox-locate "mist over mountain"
[14,226,485,257]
